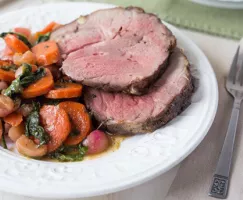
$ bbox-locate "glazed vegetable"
[59,102,91,146]
[83,130,109,155]
[3,112,23,126]
[32,41,60,66]
[40,105,71,152]
[22,68,54,98]
[13,51,36,66]
[3,64,46,97]
[0,94,14,117]
[45,82,82,99]
[0,68,15,82]
[36,33,50,44]
[49,144,87,162]
[0,60,17,82]
[2,34,29,54]
[25,102,49,146]
[16,135,47,157]
[0,60,17,71]
[0,32,32,48]
[36,21,60,36]
[8,122,24,142]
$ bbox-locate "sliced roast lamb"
[84,49,193,134]
[51,7,176,95]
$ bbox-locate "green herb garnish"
[25,102,49,146]
[0,65,18,72]
[3,63,46,97]
[49,144,88,162]
[0,32,32,48]
[36,32,50,44]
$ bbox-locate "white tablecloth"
[0,1,239,200]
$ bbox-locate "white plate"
[191,0,243,9]
[0,2,218,198]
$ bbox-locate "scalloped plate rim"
[0,2,218,198]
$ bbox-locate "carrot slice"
[59,102,91,146]
[0,69,15,82]
[4,34,29,54]
[0,60,15,82]
[22,68,54,98]
[32,41,60,66]
[13,27,31,38]
[40,105,71,152]
[4,112,23,127]
[45,82,83,99]
[37,21,61,35]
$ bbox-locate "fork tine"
[228,46,240,84]
[238,59,243,85]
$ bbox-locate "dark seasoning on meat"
[51,7,194,135]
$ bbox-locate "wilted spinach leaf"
[0,65,18,72]
[25,102,49,146]
[49,144,88,162]
[3,64,46,97]
[36,33,50,44]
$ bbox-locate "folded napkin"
[65,0,243,40]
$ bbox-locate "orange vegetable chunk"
[32,41,60,66]
[0,60,15,82]
[40,105,71,152]
[4,34,29,53]
[45,82,82,99]
[22,68,54,98]
[4,112,23,127]
[59,101,91,145]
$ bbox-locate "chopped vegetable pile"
[0,22,110,161]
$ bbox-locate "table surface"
[0,1,240,200]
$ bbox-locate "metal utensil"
[209,41,243,199]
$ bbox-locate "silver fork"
[209,41,243,199]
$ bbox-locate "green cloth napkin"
[66,0,243,40]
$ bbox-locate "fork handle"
[209,99,241,199]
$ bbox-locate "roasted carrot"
[22,68,54,98]
[59,102,91,146]
[13,27,31,38]
[40,105,71,152]
[36,21,60,35]
[4,112,23,127]
[4,34,29,54]
[32,41,60,66]
[45,82,83,99]
[0,69,15,82]
[0,60,15,82]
